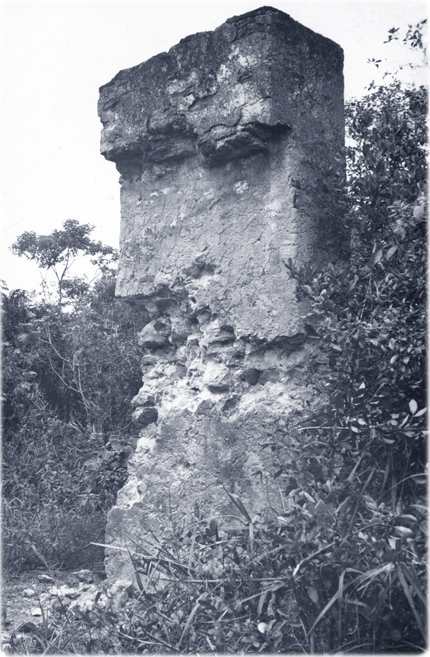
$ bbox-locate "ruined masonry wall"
[98,6,345,581]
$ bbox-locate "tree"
[11,219,118,306]
[3,227,145,569]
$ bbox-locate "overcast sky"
[1,0,427,292]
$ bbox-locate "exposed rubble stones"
[98,6,346,582]
[3,572,134,652]
[73,568,94,583]
[44,577,131,616]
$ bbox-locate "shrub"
[2,272,145,571]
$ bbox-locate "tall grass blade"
[401,563,426,605]
[248,520,254,557]
[348,467,376,533]
[396,564,426,641]
[346,451,365,483]
[257,589,268,617]
[188,524,197,570]
[379,451,392,499]
[307,570,361,636]
[356,562,394,594]
[222,486,252,522]
[337,568,348,639]
[92,541,195,573]
[307,590,340,636]
[127,546,144,592]
[177,599,201,649]
[293,539,338,577]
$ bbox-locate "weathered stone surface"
[98,6,345,341]
[22,589,36,598]
[73,569,94,583]
[98,6,345,582]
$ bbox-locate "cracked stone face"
[98,6,346,582]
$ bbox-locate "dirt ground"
[1,568,105,648]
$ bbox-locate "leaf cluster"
[281,79,427,651]
[2,264,146,570]
[10,219,118,305]
[8,462,426,654]
[11,219,116,271]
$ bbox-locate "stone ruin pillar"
[98,6,345,581]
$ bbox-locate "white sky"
[1,0,427,292]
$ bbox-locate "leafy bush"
[2,262,145,570]
[3,415,108,571]
[7,469,425,653]
[279,78,427,651]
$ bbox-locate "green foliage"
[3,495,337,653]
[346,82,426,237]
[2,274,144,433]
[3,417,105,570]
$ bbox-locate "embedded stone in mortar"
[98,6,346,582]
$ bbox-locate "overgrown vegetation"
[3,21,427,655]
[2,228,146,571]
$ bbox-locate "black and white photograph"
[1,0,427,653]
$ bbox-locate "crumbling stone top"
[98,6,344,341]
[98,6,343,171]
